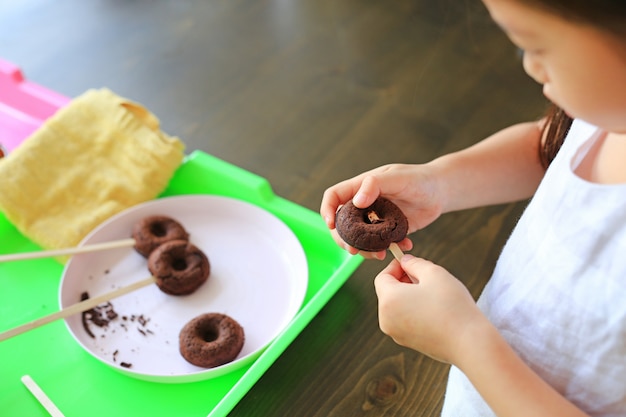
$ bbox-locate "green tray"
[0,150,362,417]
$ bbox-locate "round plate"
[59,195,308,383]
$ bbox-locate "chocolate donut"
[132,215,189,257]
[335,197,408,252]
[179,313,245,368]
[148,239,210,295]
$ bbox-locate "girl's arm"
[321,120,546,231]
[429,120,546,213]
[320,119,546,258]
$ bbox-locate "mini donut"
[335,197,408,252]
[179,313,245,368]
[132,215,190,257]
[148,239,210,295]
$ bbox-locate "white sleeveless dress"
[441,119,626,416]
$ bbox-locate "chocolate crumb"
[79,292,155,339]
[120,362,132,368]
[106,308,117,321]
[80,292,119,338]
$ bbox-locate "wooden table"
[1,1,545,415]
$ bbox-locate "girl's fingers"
[400,255,435,278]
[376,259,412,285]
[352,176,381,208]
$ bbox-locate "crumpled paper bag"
[0,88,185,258]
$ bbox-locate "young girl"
[320,0,626,415]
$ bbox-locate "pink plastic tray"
[0,58,70,153]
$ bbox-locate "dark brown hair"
[539,104,572,169]
[520,0,626,33]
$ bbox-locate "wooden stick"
[0,276,156,342]
[388,242,404,262]
[0,238,136,262]
[21,375,66,417]
[389,243,419,283]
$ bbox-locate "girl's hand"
[320,121,547,260]
[376,255,591,417]
[320,164,444,259]
[374,254,485,364]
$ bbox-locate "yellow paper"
[0,88,185,258]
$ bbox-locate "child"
[320,0,626,415]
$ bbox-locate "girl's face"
[482,0,626,133]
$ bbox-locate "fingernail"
[353,192,366,207]
[401,254,413,263]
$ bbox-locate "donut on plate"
[148,239,210,295]
[132,215,189,257]
[335,197,408,252]
[179,313,245,368]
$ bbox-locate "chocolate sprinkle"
[80,292,119,339]
[78,291,155,368]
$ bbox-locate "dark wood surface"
[1,1,546,415]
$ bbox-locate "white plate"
[59,195,308,383]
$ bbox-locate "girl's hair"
[519,0,626,34]
[539,104,572,169]
[520,0,626,168]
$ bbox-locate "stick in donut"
[335,197,409,252]
[132,215,190,257]
[0,215,191,263]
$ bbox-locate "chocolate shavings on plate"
[80,291,118,338]
[79,291,156,369]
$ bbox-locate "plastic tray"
[0,58,70,155]
[0,61,363,416]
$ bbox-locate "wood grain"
[0,0,546,415]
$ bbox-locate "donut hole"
[149,223,168,237]
[172,257,188,271]
[364,210,384,224]
[201,328,219,343]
